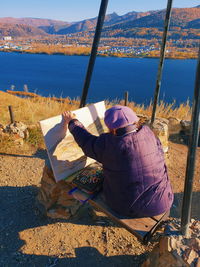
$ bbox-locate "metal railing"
[79,0,109,108]
[151,0,173,125]
[181,47,200,236]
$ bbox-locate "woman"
[63,105,174,218]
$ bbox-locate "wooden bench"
[69,188,169,244]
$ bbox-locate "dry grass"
[118,99,191,121]
[0,90,192,152]
[0,91,80,125]
[0,91,192,127]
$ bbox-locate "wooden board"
[71,189,168,242]
[89,193,157,240]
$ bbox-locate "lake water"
[0,52,197,105]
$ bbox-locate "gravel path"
[0,150,153,267]
[0,141,199,267]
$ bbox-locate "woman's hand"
[62,111,76,125]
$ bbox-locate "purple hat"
[104,105,139,130]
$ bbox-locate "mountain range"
[0,5,199,37]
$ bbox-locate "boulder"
[168,117,182,134]
[180,120,191,134]
[142,219,200,267]
[180,120,200,146]
[36,164,82,220]
[137,114,150,124]
[149,118,169,153]
[3,121,29,139]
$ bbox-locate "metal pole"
[79,0,109,108]
[8,105,15,123]
[150,0,173,124]
[124,91,129,106]
[181,47,200,236]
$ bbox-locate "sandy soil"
[0,138,199,267]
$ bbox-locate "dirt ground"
[0,137,199,267]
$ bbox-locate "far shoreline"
[0,49,197,60]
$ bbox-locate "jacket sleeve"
[68,119,105,163]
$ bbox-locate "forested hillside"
[0,6,199,38]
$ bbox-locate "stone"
[149,118,169,153]
[157,117,169,125]
[137,114,150,124]
[180,120,191,133]
[168,117,182,134]
[168,117,181,125]
[36,164,82,220]
[183,248,199,266]
[142,219,200,267]
[47,207,71,220]
[142,246,183,267]
[171,250,189,267]
[188,238,200,251]
[190,220,200,234]
[159,236,172,253]
[3,121,29,139]
[196,258,200,267]
[179,120,200,147]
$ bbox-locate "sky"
[1,0,199,22]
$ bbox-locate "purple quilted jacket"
[68,119,174,217]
